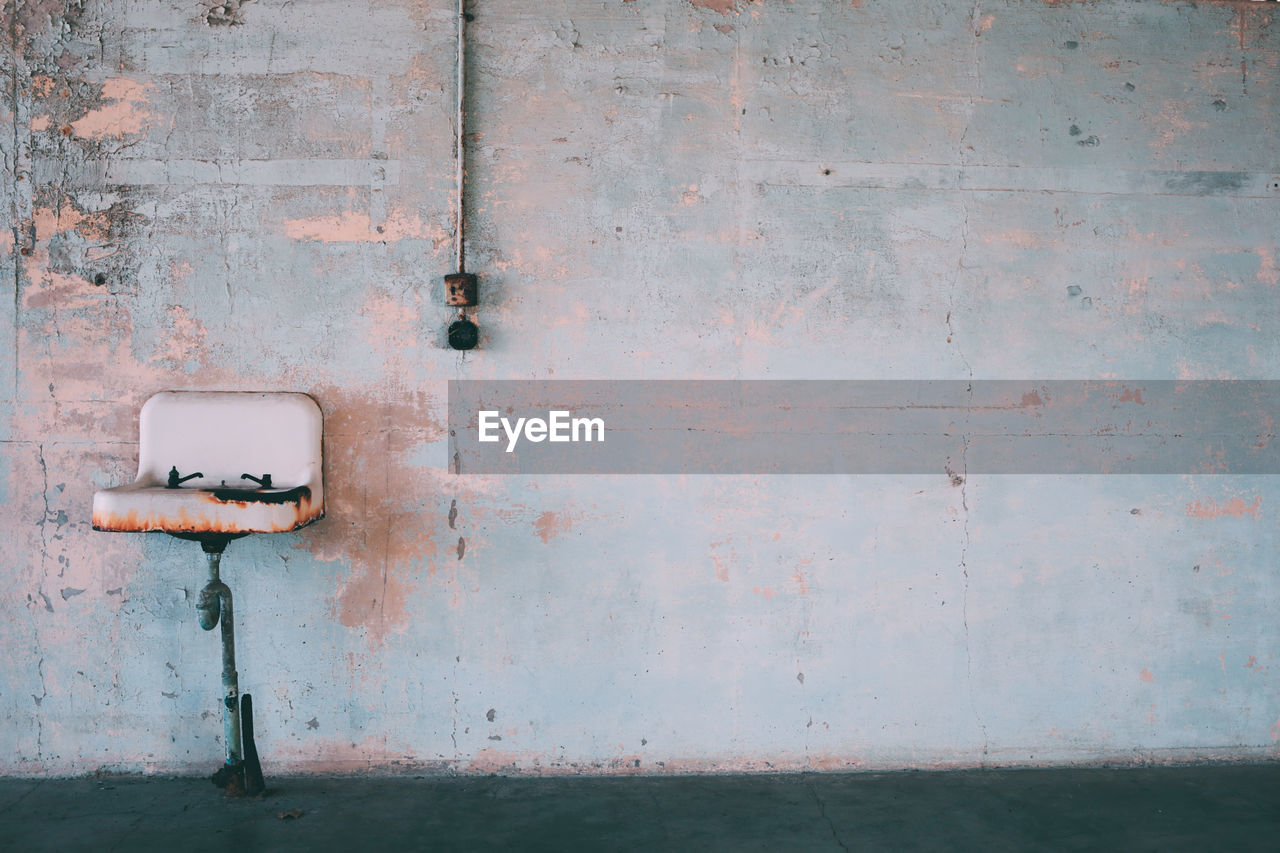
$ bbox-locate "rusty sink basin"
[92,391,324,535]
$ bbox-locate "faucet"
[240,473,272,489]
[167,466,203,489]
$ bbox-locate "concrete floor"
[2,764,1278,852]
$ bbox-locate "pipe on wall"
[195,549,241,769]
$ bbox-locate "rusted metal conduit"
[454,0,467,275]
[445,0,480,349]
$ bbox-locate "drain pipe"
[196,544,242,775]
[172,531,263,797]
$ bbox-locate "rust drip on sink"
[90,489,323,534]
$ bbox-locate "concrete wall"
[2,0,1278,776]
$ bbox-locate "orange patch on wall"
[792,561,812,595]
[360,289,421,358]
[267,733,410,774]
[984,229,1045,249]
[283,209,449,246]
[1117,387,1146,405]
[21,264,95,310]
[709,538,737,582]
[1185,496,1261,519]
[32,202,95,242]
[533,510,575,544]
[466,747,544,775]
[711,554,729,582]
[331,560,410,635]
[154,305,209,368]
[1257,250,1278,286]
[687,0,736,14]
[300,386,448,645]
[69,78,157,139]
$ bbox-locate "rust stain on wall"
[532,510,575,544]
[1185,496,1262,519]
[301,387,447,644]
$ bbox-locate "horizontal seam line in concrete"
[756,182,1278,199]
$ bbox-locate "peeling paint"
[283,210,449,245]
[1185,496,1262,519]
[687,0,738,15]
[69,78,157,140]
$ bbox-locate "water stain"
[300,385,448,644]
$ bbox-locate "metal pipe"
[241,694,265,797]
[196,549,241,767]
[454,0,468,274]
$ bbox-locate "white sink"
[93,391,324,535]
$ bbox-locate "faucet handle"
[166,466,203,489]
[240,472,272,489]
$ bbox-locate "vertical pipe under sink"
[196,549,241,768]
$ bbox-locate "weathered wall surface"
[2,0,1278,775]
